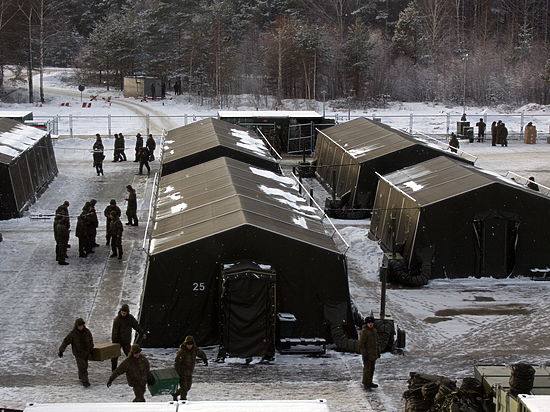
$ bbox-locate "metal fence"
[35,112,550,141]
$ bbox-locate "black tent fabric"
[313,117,473,215]
[219,261,276,359]
[161,118,280,176]
[369,156,550,279]
[140,157,355,347]
[0,118,57,219]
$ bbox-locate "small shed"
[369,156,550,280]
[123,76,162,98]
[0,118,58,219]
[218,110,334,153]
[313,117,473,217]
[161,118,280,177]
[139,156,355,349]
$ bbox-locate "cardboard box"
[90,343,121,361]
[148,368,180,396]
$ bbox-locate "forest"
[1,0,550,106]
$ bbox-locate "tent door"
[474,217,518,277]
[219,266,276,359]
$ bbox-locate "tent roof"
[381,156,546,206]
[150,157,338,255]
[319,117,459,163]
[163,118,274,164]
[0,118,48,164]
[218,110,322,119]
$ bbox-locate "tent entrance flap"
[219,261,276,359]
[474,216,519,277]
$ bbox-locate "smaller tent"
[369,156,550,281]
[313,117,473,218]
[161,118,280,176]
[140,156,355,349]
[0,118,57,219]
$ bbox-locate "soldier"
[58,318,94,387]
[138,147,151,176]
[119,133,127,161]
[500,122,508,147]
[475,118,486,142]
[491,122,497,146]
[54,215,69,265]
[104,200,121,246]
[146,134,156,161]
[527,176,540,191]
[76,205,90,257]
[113,133,122,162]
[359,316,380,391]
[107,344,154,402]
[495,120,503,145]
[89,199,99,248]
[449,132,460,153]
[93,134,105,176]
[109,211,123,260]
[134,133,143,162]
[172,336,208,401]
[125,185,138,226]
[111,304,147,371]
[54,200,71,251]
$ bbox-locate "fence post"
[520,112,524,134]
[108,114,112,137]
[409,113,414,134]
[446,113,451,135]
[146,114,150,136]
[69,114,73,139]
[184,114,188,125]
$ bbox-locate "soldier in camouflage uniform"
[111,304,147,371]
[88,199,99,248]
[109,211,123,259]
[58,318,94,387]
[54,216,69,265]
[359,316,380,391]
[76,204,91,257]
[107,344,154,402]
[104,199,121,246]
[54,201,71,248]
[172,335,208,401]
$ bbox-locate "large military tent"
[313,117,473,216]
[140,157,355,351]
[369,156,550,280]
[0,118,57,219]
[161,118,280,176]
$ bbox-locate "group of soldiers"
[491,120,509,147]
[92,132,157,177]
[59,305,207,402]
[53,190,140,264]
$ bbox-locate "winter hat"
[110,199,116,205]
[130,344,142,355]
[75,318,85,327]
[120,304,130,313]
[90,199,97,206]
[183,336,195,346]
[364,316,375,324]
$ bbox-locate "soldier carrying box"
[111,304,148,371]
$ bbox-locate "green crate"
[148,368,180,396]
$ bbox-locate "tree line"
[1,0,550,106]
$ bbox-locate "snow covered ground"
[1,71,549,412]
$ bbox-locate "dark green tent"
[140,157,355,349]
[369,156,550,280]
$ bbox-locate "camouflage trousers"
[177,374,193,400]
[132,384,146,402]
[362,356,376,387]
[75,357,89,383]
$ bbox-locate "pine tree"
[392,0,422,61]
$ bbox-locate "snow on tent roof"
[150,157,337,255]
[218,110,323,118]
[163,118,272,162]
[0,118,48,164]
[381,156,545,206]
[319,117,460,163]
[0,110,33,119]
